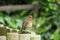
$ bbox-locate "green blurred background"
[0,0,60,40]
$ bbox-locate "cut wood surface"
[31,35,41,40]
[0,36,6,40]
[0,27,7,36]
[7,33,19,40]
[19,34,41,40]
[19,34,31,40]
[0,5,40,11]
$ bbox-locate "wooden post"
[0,24,7,36]
[0,36,6,40]
[0,5,40,11]
[19,34,31,40]
[7,32,19,40]
[31,35,41,40]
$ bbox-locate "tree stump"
[7,32,19,40]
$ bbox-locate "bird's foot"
[21,30,36,34]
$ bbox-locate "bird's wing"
[22,21,28,30]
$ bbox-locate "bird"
[22,15,32,30]
[21,15,33,33]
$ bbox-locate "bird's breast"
[27,21,32,27]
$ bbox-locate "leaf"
[20,10,28,16]
[36,17,47,28]
[57,0,60,4]
[0,17,4,24]
[49,3,58,10]
[53,28,60,40]
[47,0,56,2]
[4,16,18,29]
[16,19,22,28]
[37,23,51,34]
[0,12,4,17]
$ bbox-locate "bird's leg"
[22,30,36,34]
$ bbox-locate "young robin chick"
[22,15,32,30]
[21,15,33,34]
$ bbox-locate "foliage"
[0,0,60,40]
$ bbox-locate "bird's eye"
[29,17,32,18]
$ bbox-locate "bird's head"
[28,15,32,18]
[26,15,32,21]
